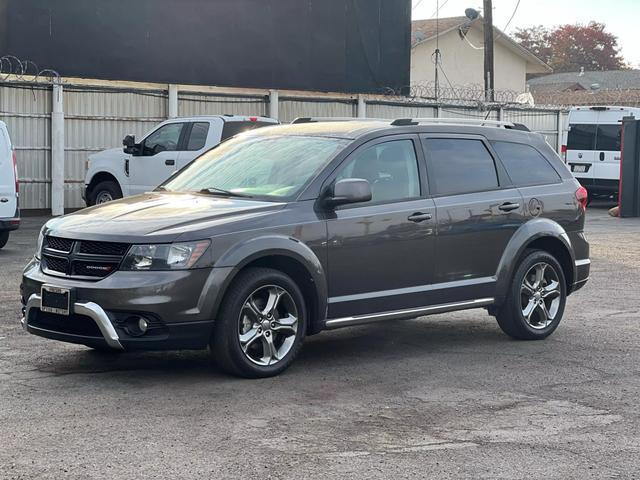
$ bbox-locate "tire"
[88,180,122,206]
[0,231,9,249]
[495,250,567,340]
[210,267,307,378]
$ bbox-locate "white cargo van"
[563,106,640,199]
[84,115,278,206]
[0,121,20,248]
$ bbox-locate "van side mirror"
[324,178,372,209]
[122,134,139,154]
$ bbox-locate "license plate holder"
[570,163,590,173]
[41,285,73,316]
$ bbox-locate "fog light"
[138,317,148,333]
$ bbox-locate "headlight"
[35,228,45,260]
[120,240,210,271]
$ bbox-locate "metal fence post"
[357,95,366,118]
[168,84,179,118]
[51,80,65,216]
[556,110,563,153]
[269,90,279,120]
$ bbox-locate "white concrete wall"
[411,27,528,93]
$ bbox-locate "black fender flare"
[208,235,328,333]
[494,218,576,304]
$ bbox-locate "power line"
[430,0,450,18]
[412,0,426,11]
[495,0,521,41]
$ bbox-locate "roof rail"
[291,117,384,124]
[390,118,516,128]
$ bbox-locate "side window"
[567,124,596,151]
[187,122,210,151]
[142,123,184,156]
[425,138,498,195]
[491,141,561,187]
[335,139,420,204]
[596,124,621,151]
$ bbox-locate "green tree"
[514,22,626,72]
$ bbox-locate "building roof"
[411,17,551,74]
[528,70,640,91]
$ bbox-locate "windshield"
[163,134,349,200]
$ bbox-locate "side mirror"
[122,134,139,155]
[324,178,372,208]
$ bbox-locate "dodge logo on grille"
[85,265,113,272]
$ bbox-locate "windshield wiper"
[198,187,253,198]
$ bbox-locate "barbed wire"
[531,88,640,108]
[0,56,60,83]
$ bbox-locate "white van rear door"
[0,124,18,220]
[566,122,596,180]
[593,120,621,184]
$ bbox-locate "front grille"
[45,236,73,252]
[42,236,130,280]
[79,240,129,256]
[30,310,103,337]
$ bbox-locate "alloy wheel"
[520,262,562,330]
[237,285,299,366]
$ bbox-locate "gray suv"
[21,119,590,378]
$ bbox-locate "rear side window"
[221,121,273,141]
[596,124,621,151]
[425,138,499,195]
[491,141,561,187]
[187,122,210,150]
[567,124,596,150]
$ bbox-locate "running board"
[324,298,495,330]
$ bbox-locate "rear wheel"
[495,250,566,340]
[0,231,9,249]
[210,268,307,378]
[88,180,122,206]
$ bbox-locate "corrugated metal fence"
[0,78,567,211]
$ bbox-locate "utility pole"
[483,0,495,102]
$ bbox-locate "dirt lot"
[1,204,639,479]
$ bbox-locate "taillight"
[561,145,567,163]
[12,150,19,194]
[249,116,258,122]
[576,186,588,211]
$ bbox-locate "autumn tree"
[514,22,626,72]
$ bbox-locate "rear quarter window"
[596,124,621,151]
[491,141,561,187]
[221,121,274,141]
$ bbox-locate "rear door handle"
[407,212,433,222]
[498,202,520,212]
[165,159,175,166]
[0,198,8,203]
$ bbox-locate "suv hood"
[45,192,286,242]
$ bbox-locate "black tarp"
[0,0,410,93]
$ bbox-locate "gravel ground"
[1,204,639,479]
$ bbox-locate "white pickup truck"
[84,115,278,205]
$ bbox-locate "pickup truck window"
[142,123,184,156]
[187,122,210,151]
[221,121,274,141]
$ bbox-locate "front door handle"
[165,159,175,166]
[407,212,432,222]
[599,152,605,161]
[498,202,520,212]
[0,198,8,203]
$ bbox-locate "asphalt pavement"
[1,203,639,479]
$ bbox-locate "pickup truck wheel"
[210,267,307,378]
[495,250,566,340]
[89,181,122,206]
[0,231,9,249]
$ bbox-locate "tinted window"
[425,138,498,195]
[142,123,184,156]
[187,122,210,150]
[221,121,273,141]
[567,124,596,151]
[596,124,621,151]
[335,140,420,204]
[492,141,561,187]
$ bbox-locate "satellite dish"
[465,8,480,20]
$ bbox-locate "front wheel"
[88,180,122,206]
[495,250,567,340]
[210,268,307,378]
[0,231,9,249]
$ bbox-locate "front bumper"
[21,258,234,350]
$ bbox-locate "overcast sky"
[412,0,640,68]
